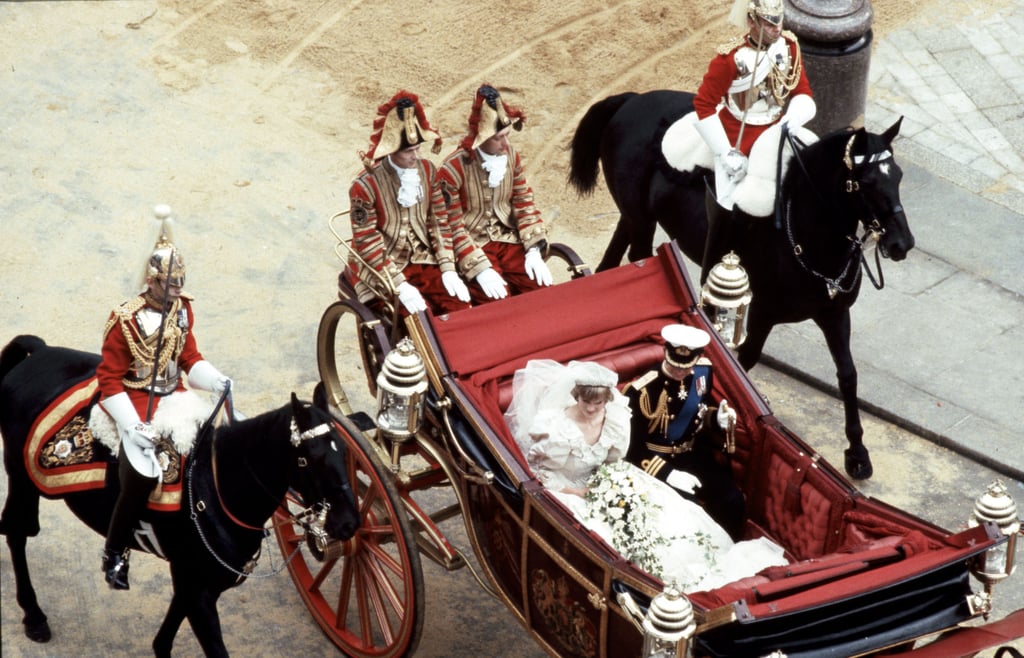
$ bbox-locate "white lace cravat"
[477,148,508,188]
[388,157,423,207]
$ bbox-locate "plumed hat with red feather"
[359,90,442,170]
[460,84,525,154]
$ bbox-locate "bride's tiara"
[570,361,618,389]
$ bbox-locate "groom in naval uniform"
[624,324,746,540]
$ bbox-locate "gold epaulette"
[103,297,144,338]
[782,29,798,43]
[114,296,146,317]
[625,369,659,393]
[717,35,745,56]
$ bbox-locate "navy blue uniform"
[624,361,746,540]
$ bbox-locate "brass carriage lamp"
[641,584,696,658]
[968,480,1020,596]
[376,338,428,444]
[700,251,752,350]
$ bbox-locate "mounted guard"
[93,206,232,590]
[690,0,816,206]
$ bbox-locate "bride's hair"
[571,384,614,404]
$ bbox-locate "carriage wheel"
[273,417,424,658]
[317,300,391,416]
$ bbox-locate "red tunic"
[438,145,549,302]
[693,35,812,155]
[96,296,203,418]
[348,158,483,314]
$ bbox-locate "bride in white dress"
[505,359,787,592]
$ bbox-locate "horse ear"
[882,116,903,146]
[290,392,301,415]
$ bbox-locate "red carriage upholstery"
[428,254,689,386]
[421,244,988,621]
[424,245,767,489]
[424,250,696,467]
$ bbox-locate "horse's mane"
[207,397,323,452]
[781,127,857,195]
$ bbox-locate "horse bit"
[185,416,337,580]
[782,131,895,299]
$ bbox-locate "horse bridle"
[186,413,340,579]
[778,129,894,298]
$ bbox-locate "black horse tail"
[567,92,638,196]
[0,335,46,387]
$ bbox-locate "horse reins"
[186,409,335,579]
[776,129,892,298]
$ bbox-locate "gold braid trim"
[640,456,667,478]
[115,298,184,390]
[770,37,803,105]
[638,388,671,437]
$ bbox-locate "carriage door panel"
[520,487,642,658]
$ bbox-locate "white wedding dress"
[507,359,788,593]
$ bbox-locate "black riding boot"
[103,447,158,590]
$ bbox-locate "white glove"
[721,149,748,182]
[123,422,158,451]
[100,391,160,477]
[696,113,747,182]
[101,391,145,437]
[188,360,232,394]
[780,94,816,132]
[666,469,702,494]
[523,247,553,286]
[475,267,508,299]
[441,270,471,303]
[397,281,427,313]
[717,400,737,431]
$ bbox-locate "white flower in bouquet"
[584,461,667,574]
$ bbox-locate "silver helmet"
[142,205,185,289]
[147,244,185,288]
[731,0,784,28]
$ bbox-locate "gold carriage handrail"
[328,209,403,341]
[328,209,399,299]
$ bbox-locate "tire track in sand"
[256,0,365,92]
[532,10,730,168]
[430,1,633,112]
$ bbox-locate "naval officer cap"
[662,324,710,369]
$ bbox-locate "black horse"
[568,90,915,480]
[0,335,360,657]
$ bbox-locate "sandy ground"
[3,1,1021,656]
[1,0,944,412]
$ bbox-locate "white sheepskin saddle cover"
[88,390,215,455]
[661,111,818,217]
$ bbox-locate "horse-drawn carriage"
[276,210,1023,658]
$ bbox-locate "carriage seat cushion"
[687,532,930,610]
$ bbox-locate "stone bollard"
[784,0,874,136]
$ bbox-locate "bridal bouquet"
[584,461,667,574]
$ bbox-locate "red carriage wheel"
[273,416,424,658]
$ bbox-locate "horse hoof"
[25,620,51,643]
[844,446,873,480]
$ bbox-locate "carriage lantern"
[641,584,696,658]
[700,251,752,350]
[376,338,428,447]
[968,480,1020,597]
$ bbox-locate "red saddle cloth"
[26,376,186,512]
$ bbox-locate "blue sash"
[665,365,710,443]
